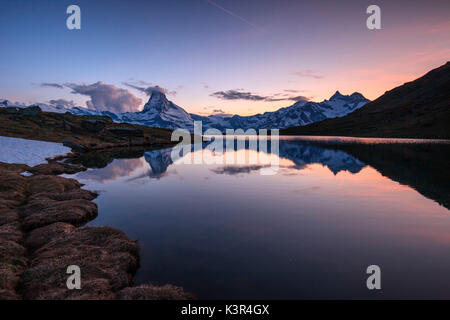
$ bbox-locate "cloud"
[284,89,306,93]
[124,82,178,96]
[48,99,75,108]
[67,81,142,113]
[294,70,324,79]
[124,83,167,95]
[211,108,233,117]
[211,89,279,101]
[210,89,311,102]
[290,95,311,102]
[198,106,233,117]
[128,79,153,86]
[77,158,144,183]
[211,165,270,176]
[40,83,64,89]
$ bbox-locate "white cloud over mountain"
[67,81,143,113]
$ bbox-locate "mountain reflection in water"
[68,136,450,299]
[74,137,449,209]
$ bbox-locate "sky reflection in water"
[70,137,450,299]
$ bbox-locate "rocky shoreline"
[0,160,192,300]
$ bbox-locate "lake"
[67,136,450,299]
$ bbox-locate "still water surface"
[68,136,450,299]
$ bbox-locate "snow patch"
[0,136,71,166]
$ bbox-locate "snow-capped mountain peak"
[329,91,366,102]
[134,91,193,128]
[0,99,73,113]
[142,91,171,113]
[317,91,369,119]
[330,90,345,100]
[350,92,365,100]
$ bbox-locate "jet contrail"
[206,0,257,29]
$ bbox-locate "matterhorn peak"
[143,89,171,113]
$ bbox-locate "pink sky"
[1,0,449,116]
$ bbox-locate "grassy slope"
[281,62,450,139]
[0,108,176,151]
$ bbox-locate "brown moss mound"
[0,161,192,300]
[21,226,140,300]
[116,284,193,300]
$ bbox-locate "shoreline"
[0,158,192,300]
[0,107,194,299]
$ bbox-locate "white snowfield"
[0,136,71,166]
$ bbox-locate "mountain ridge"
[281,62,450,139]
[66,90,369,132]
